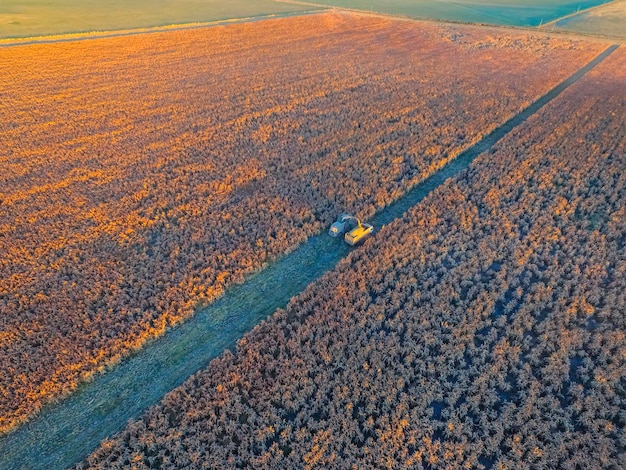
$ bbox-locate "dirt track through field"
[0,43,618,470]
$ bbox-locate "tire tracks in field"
[0,44,618,470]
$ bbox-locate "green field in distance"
[311,0,614,26]
[0,0,320,39]
[1,0,617,40]
[551,0,626,37]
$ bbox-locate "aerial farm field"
[80,46,626,470]
[0,12,608,437]
[280,0,614,26]
[551,0,626,38]
[0,0,318,39]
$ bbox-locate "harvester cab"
[329,213,373,245]
[329,214,356,237]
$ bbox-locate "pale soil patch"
[552,0,626,39]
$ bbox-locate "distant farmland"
[280,0,614,26]
[0,12,607,435]
[0,0,618,40]
[551,0,626,38]
[0,0,320,39]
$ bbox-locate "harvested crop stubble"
[0,12,608,433]
[80,48,626,468]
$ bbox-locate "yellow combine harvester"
[329,214,373,246]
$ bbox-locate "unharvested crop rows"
[80,48,625,469]
[0,12,606,433]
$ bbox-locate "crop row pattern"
[80,48,625,468]
[0,13,606,432]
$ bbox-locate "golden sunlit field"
[0,12,608,435]
[81,47,626,469]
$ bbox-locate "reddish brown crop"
[0,12,607,433]
[79,47,625,469]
